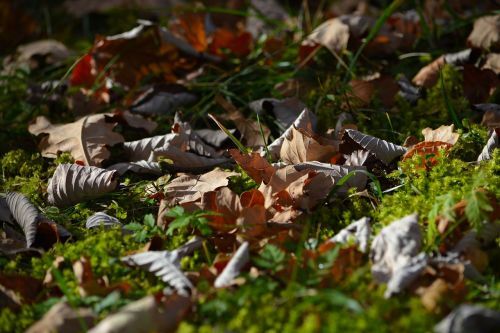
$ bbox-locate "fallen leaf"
[412,56,445,88]
[154,145,231,174]
[86,212,122,229]
[478,129,499,161]
[434,304,500,333]
[123,133,186,162]
[249,97,306,129]
[370,213,422,283]
[163,169,239,205]
[306,18,350,53]
[110,110,157,134]
[467,14,500,51]
[280,127,338,164]
[229,149,275,184]
[121,251,193,296]
[106,161,162,176]
[28,114,124,167]
[129,84,197,115]
[326,217,371,253]
[268,108,318,159]
[483,53,500,74]
[87,294,190,333]
[0,273,42,307]
[25,301,96,333]
[47,164,119,207]
[5,192,70,249]
[4,40,70,73]
[341,129,407,165]
[402,141,453,167]
[422,125,460,145]
[214,241,250,288]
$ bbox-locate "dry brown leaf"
[467,14,500,51]
[111,110,157,134]
[280,127,338,164]
[230,149,276,184]
[215,95,270,147]
[87,294,190,333]
[268,108,317,159]
[422,125,460,145]
[434,304,500,333]
[153,145,231,173]
[26,301,96,333]
[214,242,250,288]
[29,114,124,166]
[48,164,119,207]
[306,18,350,53]
[478,129,499,161]
[462,65,499,104]
[123,133,186,162]
[349,74,399,108]
[412,55,445,88]
[483,53,500,74]
[402,141,453,167]
[163,169,239,205]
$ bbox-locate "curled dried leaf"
[123,133,185,162]
[370,213,422,284]
[26,302,96,333]
[327,217,371,253]
[477,129,499,161]
[342,129,407,165]
[86,212,122,229]
[422,125,460,145]
[214,242,250,288]
[467,14,500,51]
[48,164,119,207]
[106,161,162,176]
[230,149,275,184]
[28,114,124,167]
[280,127,338,164]
[435,304,500,333]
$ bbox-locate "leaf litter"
[1,1,500,333]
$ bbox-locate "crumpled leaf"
[342,129,407,165]
[422,125,460,145]
[280,127,338,164]
[434,304,500,333]
[48,164,119,207]
[483,53,500,74]
[87,294,191,333]
[28,114,124,166]
[86,212,122,229]
[163,168,239,205]
[121,250,194,296]
[123,133,185,162]
[25,301,96,333]
[477,129,499,161]
[106,161,162,176]
[305,17,350,53]
[230,149,275,184]
[215,95,270,147]
[412,56,445,88]
[0,197,14,224]
[344,150,371,166]
[384,252,429,298]
[292,161,368,193]
[249,97,305,129]
[214,241,250,288]
[327,217,371,253]
[268,108,318,159]
[467,14,500,51]
[5,192,70,249]
[130,84,197,115]
[154,145,231,174]
[110,110,157,134]
[370,213,422,283]
[4,40,70,73]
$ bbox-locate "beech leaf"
[230,149,276,184]
[88,294,191,333]
[467,14,500,51]
[342,129,407,165]
[306,18,350,53]
[121,251,194,296]
[477,129,499,161]
[25,301,96,333]
[28,114,124,167]
[163,168,239,205]
[48,164,119,207]
[422,125,460,145]
[435,304,500,333]
[280,127,338,164]
[106,161,162,176]
[214,241,250,288]
[86,212,122,229]
[268,108,318,160]
[153,145,231,174]
[327,217,371,253]
[123,133,186,162]
[5,192,39,247]
[370,213,422,284]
